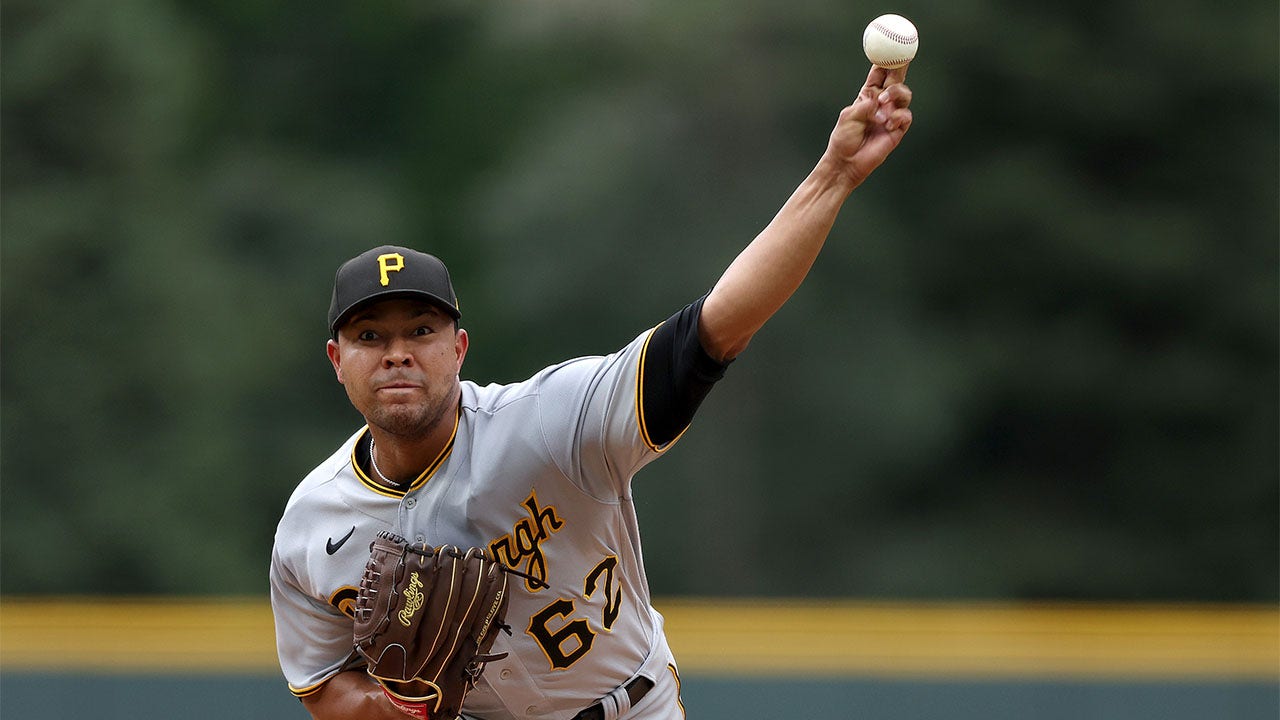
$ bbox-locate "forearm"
[697,63,912,362]
[302,670,407,720]
[699,154,857,362]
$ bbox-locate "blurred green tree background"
[2,0,1276,600]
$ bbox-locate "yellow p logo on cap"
[377,253,404,286]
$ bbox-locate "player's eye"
[413,326,432,337]
[358,330,378,342]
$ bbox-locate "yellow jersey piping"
[350,408,460,498]
[636,322,690,453]
[289,678,328,698]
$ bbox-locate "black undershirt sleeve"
[639,294,733,449]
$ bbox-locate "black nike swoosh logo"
[326,527,356,555]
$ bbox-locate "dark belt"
[572,676,654,720]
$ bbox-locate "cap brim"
[329,289,461,334]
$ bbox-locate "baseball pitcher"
[270,63,914,719]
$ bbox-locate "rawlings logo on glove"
[398,573,425,626]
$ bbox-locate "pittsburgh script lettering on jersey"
[489,490,564,591]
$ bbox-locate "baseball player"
[270,64,913,719]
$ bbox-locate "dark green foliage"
[2,0,1275,600]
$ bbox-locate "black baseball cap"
[328,245,461,335]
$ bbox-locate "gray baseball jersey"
[271,311,716,719]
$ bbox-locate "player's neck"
[367,407,458,488]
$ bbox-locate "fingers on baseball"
[862,63,908,95]
[863,64,889,91]
[860,72,910,110]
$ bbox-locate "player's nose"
[381,340,414,367]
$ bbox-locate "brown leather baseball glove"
[353,531,522,720]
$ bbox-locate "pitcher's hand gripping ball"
[863,13,919,69]
[353,532,526,720]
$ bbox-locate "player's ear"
[454,327,468,373]
[326,338,345,384]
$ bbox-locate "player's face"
[326,298,468,439]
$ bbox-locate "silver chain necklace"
[368,437,405,487]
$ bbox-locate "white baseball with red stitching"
[863,14,919,69]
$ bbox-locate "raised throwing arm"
[698,64,914,362]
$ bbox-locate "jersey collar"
[350,408,459,498]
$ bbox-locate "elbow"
[697,295,756,362]
[702,333,751,363]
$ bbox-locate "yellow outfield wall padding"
[0,597,280,673]
[0,597,1276,679]
[657,599,1279,680]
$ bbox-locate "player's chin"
[369,401,450,438]
[367,405,428,435]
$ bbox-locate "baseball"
[862,14,918,69]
